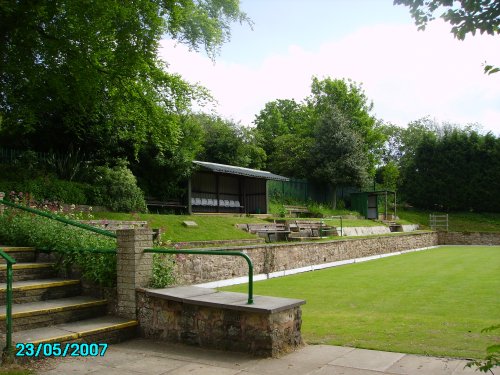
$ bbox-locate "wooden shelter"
[188,161,288,214]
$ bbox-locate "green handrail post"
[0,249,17,360]
[0,199,116,238]
[145,248,254,304]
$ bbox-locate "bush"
[0,177,90,204]
[88,162,146,212]
[0,207,116,287]
[149,254,176,288]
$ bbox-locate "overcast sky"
[159,0,500,134]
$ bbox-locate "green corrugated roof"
[193,161,289,181]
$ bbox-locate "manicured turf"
[222,246,500,359]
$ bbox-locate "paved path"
[41,339,497,375]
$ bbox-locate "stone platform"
[136,286,305,358]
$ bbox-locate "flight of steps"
[0,246,138,353]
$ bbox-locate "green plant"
[0,207,116,286]
[467,325,500,373]
[0,178,90,204]
[149,253,176,288]
[89,161,146,212]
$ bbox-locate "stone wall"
[438,231,500,245]
[173,232,439,285]
[136,286,305,357]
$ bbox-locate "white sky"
[159,0,500,135]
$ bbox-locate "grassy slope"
[223,246,500,359]
[398,209,500,232]
[90,212,264,242]
[90,212,382,242]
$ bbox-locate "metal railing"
[144,248,254,304]
[0,198,116,238]
[322,216,344,236]
[0,248,16,357]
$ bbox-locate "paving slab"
[329,348,406,372]
[36,338,497,375]
[387,354,463,374]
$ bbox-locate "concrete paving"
[39,338,498,375]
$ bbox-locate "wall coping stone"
[138,285,305,314]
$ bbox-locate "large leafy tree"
[254,77,384,189]
[0,0,248,156]
[394,0,500,74]
[310,107,369,207]
[195,114,266,169]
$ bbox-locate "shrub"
[149,254,176,288]
[89,162,146,212]
[0,207,116,287]
[0,177,90,204]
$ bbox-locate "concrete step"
[0,262,57,282]
[0,296,108,332]
[2,316,138,355]
[0,278,81,304]
[0,247,36,263]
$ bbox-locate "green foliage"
[0,208,116,287]
[0,177,89,204]
[401,127,500,211]
[467,325,500,373]
[310,107,369,189]
[195,114,266,169]
[89,162,146,212]
[149,254,177,288]
[254,77,384,189]
[0,0,248,162]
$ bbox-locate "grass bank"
[89,212,385,242]
[398,209,500,232]
[223,246,500,359]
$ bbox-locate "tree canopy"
[0,0,249,157]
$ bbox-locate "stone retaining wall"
[438,231,500,245]
[173,232,439,285]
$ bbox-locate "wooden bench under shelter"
[283,205,311,217]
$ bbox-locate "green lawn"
[223,246,500,359]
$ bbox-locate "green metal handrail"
[0,248,16,357]
[145,248,254,304]
[0,199,116,238]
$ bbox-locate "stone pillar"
[116,229,154,320]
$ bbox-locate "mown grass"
[89,212,264,242]
[223,246,500,359]
[90,211,387,242]
[398,209,500,232]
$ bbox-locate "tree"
[309,107,369,208]
[195,114,266,169]
[307,77,386,176]
[394,0,500,74]
[0,0,249,158]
